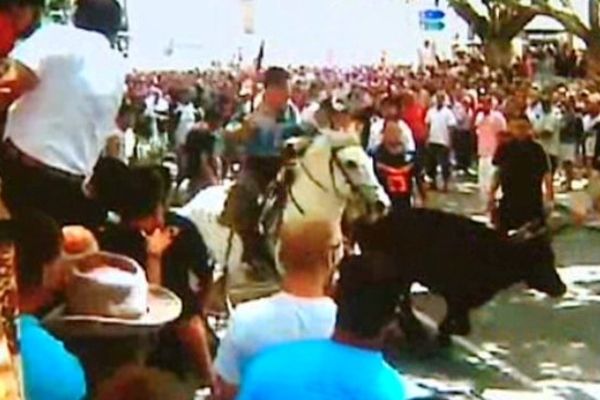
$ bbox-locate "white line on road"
[412,309,566,399]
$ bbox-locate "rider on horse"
[220,67,302,276]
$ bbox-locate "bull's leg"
[439,299,472,346]
[397,287,428,343]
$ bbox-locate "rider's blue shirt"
[244,105,300,158]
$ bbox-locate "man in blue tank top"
[220,67,300,276]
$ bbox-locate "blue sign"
[421,9,446,20]
[420,8,446,31]
[421,21,446,31]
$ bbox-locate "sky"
[124,0,589,70]
[125,0,469,69]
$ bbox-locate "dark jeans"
[575,136,586,160]
[414,142,427,185]
[426,143,451,184]
[498,200,545,234]
[0,150,105,228]
[453,129,473,171]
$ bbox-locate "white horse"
[178,129,390,288]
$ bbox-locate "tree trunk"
[585,38,600,80]
[483,37,514,69]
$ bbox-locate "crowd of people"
[0,0,597,399]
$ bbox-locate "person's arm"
[489,145,505,214]
[213,312,244,400]
[0,60,38,110]
[143,227,179,285]
[487,168,501,214]
[177,316,216,390]
[400,120,416,155]
[544,171,554,205]
[424,109,431,141]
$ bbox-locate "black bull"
[355,208,567,343]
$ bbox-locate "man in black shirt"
[489,117,554,234]
[98,165,215,385]
[560,98,583,191]
[373,121,422,212]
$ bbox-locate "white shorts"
[478,156,496,197]
[559,144,575,163]
[586,136,596,158]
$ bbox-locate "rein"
[289,144,370,215]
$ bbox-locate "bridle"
[290,144,377,216]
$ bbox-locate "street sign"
[422,21,446,31]
[421,9,445,20]
[419,8,446,31]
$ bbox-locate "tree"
[448,0,539,68]
[533,0,600,78]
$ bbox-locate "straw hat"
[47,253,181,326]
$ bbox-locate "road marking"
[412,309,565,399]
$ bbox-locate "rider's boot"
[239,228,277,280]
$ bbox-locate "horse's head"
[295,130,390,223]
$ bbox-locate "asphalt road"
[394,187,600,400]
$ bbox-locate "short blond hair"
[279,220,342,273]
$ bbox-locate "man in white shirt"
[418,40,438,70]
[368,96,415,157]
[474,96,507,203]
[583,93,600,170]
[213,220,343,400]
[530,96,562,174]
[426,92,456,192]
[0,0,125,227]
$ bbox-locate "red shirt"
[402,104,427,144]
[0,14,16,58]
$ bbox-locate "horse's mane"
[284,129,361,189]
[318,129,361,150]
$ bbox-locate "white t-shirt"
[583,114,600,156]
[173,102,197,148]
[214,292,337,384]
[426,106,457,147]
[368,117,416,153]
[300,101,320,126]
[418,46,437,68]
[6,24,126,177]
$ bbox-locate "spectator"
[374,121,422,212]
[98,165,215,386]
[418,40,438,70]
[452,95,474,174]
[531,96,561,175]
[236,254,406,400]
[95,366,189,400]
[401,90,428,196]
[214,220,343,399]
[0,0,125,228]
[489,117,553,234]
[425,92,456,192]
[368,95,415,156]
[584,93,600,172]
[7,212,87,400]
[560,97,583,191]
[0,0,45,58]
[475,95,507,204]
